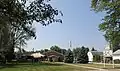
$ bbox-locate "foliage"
[91,0,120,51]
[93,55,101,62]
[73,47,81,63]
[60,49,67,55]
[114,59,120,64]
[50,45,66,55]
[64,49,74,63]
[50,45,61,53]
[91,47,97,51]
[0,0,62,63]
[39,49,49,54]
[76,46,89,64]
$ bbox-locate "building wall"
[87,52,93,62]
[44,51,64,62]
[113,55,120,60]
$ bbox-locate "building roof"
[31,52,45,58]
[90,51,103,56]
[113,49,120,55]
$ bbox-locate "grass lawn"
[76,63,120,69]
[0,62,92,71]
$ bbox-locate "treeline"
[36,45,89,64]
[37,45,67,55]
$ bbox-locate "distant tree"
[77,46,89,63]
[61,49,67,55]
[50,45,61,53]
[73,47,81,63]
[39,49,44,54]
[93,54,101,62]
[64,49,74,63]
[91,47,97,51]
[44,49,49,52]
[39,49,49,54]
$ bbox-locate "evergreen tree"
[76,46,89,63]
[64,49,74,63]
[91,47,97,51]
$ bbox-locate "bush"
[114,59,120,64]
[77,57,88,64]
[93,55,101,62]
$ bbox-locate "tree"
[93,54,101,62]
[77,46,89,63]
[73,47,81,63]
[39,49,49,54]
[64,49,74,63]
[39,49,44,54]
[0,25,15,62]
[50,45,61,53]
[0,0,62,63]
[50,45,67,54]
[91,0,120,52]
[61,49,67,55]
[91,47,97,51]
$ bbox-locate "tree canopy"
[64,49,74,63]
[50,45,61,53]
[91,47,97,51]
[50,45,66,55]
[73,46,89,63]
[0,0,62,63]
[91,0,120,51]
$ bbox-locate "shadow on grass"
[114,67,120,69]
[102,66,120,69]
[0,62,64,70]
[0,64,17,69]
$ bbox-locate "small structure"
[103,44,113,58]
[113,49,120,60]
[103,44,113,68]
[103,44,120,68]
[87,51,103,63]
[43,50,64,62]
[112,49,120,67]
[31,52,45,58]
[30,52,45,62]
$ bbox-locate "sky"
[25,0,107,51]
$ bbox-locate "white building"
[87,51,103,63]
[113,49,120,60]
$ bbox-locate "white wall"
[87,52,93,62]
[113,55,120,60]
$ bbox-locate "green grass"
[76,63,120,69]
[0,62,91,71]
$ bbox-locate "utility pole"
[32,48,34,52]
[69,41,72,48]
